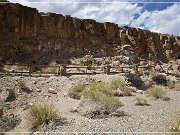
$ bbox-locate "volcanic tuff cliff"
[0,2,180,64]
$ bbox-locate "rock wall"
[0,3,180,64]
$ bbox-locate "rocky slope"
[0,2,180,65]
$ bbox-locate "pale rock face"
[0,3,179,64]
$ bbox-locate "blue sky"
[8,0,180,36]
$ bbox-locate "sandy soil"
[0,74,179,135]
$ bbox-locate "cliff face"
[0,3,180,64]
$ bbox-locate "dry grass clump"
[82,81,114,98]
[146,86,169,100]
[110,79,134,96]
[167,79,175,89]
[80,81,122,117]
[18,81,31,93]
[134,97,149,106]
[26,103,57,127]
[69,83,86,100]
[167,111,180,134]
[173,81,180,91]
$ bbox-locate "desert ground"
[0,72,180,135]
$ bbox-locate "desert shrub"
[167,111,180,134]
[173,81,180,91]
[152,74,167,86]
[146,86,168,100]
[83,81,114,98]
[69,83,86,100]
[18,81,31,93]
[26,103,57,127]
[81,81,122,117]
[110,79,127,90]
[110,79,134,96]
[167,79,175,89]
[134,97,149,106]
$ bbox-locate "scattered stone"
[96,79,102,82]
[33,81,37,85]
[134,97,149,106]
[5,89,16,102]
[110,110,126,117]
[48,88,57,94]
[37,89,41,92]
[85,82,89,85]
[114,89,124,97]
[24,102,33,110]
[136,90,144,94]
[0,107,3,118]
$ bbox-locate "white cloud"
[130,3,180,36]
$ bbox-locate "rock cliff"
[0,2,180,64]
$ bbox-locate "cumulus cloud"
[8,0,180,36]
[130,3,180,36]
[9,0,142,26]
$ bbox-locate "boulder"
[48,88,57,94]
[5,89,16,102]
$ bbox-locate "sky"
[8,0,180,36]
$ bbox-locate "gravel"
[50,91,180,134]
[0,75,179,135]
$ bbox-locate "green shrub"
[173,81,180,91]
[146,86,168,100]
[69,83,86,100]
[26,103,57,127]
[167,79,175,89]
[83,81,113,98]
[167,111,180,134]
[110,79,127,90]
[81,81,122,115]
[110,79,133,96]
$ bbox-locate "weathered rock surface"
[0,3,180,65]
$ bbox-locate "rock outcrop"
[0,2,180,64]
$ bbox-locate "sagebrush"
[69,82,86,99]
[81,81,122,115]
[26,103,57,127]
[110,79,134,96]
[146,86,168,100]
[173,81,180,91]
[167,111,180,134]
